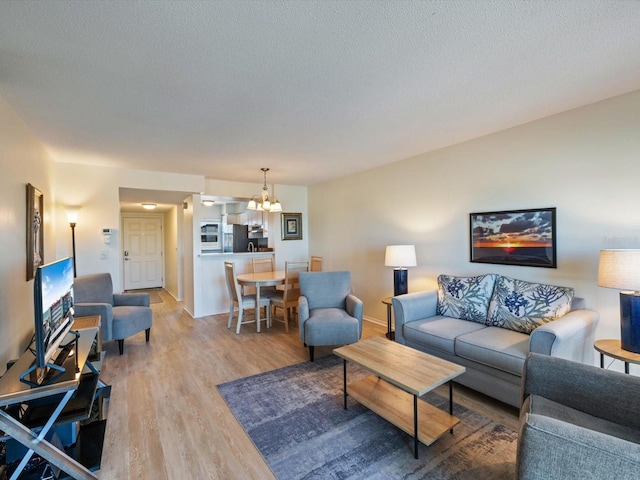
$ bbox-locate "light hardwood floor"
[98,290,518,479]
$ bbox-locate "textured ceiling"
[1,1,640,186]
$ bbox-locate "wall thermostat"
[102,228,113,244]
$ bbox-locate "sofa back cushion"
[436,274,497,323]
[487,275,574,334]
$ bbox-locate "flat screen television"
[21,257,76,386]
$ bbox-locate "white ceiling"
[1,1,640,187]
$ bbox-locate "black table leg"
[449,381,454,434]
[414,394,419,459]
[343,359,348,409]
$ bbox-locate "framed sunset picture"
[469,207,556,268]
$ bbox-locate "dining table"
[236,270,285,332]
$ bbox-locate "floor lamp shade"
[385,245,417,296]
[597,249,640,353]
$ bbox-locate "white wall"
[53,163,204,292]
[308,89,640,368]
[164,205,182,300]
[0,97,57,370]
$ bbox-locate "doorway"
[122,216,163,290]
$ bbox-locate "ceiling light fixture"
[247,168,282,213]
[202,199,215,207]
[142,203,157,210]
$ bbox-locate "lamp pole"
[70,222,77,277]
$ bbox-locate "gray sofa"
[392,274,599,407]
[518,353,640,479]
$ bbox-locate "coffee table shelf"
[348,375,460,446]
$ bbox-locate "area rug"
[147,290,162,304]
[217,355,517,480]
[125,288,163,304]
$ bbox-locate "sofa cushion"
[455,326,529,376]
[487,276,574,334]
[436,274,497,323]
[525,394,640,445]
[403,315,487,355]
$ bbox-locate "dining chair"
[250,256,278,294]
[224,261,271,334]
[270,261,309,332]
[310,255,323,272]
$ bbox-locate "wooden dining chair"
[310,255,323,272]
[224,261,271,334]
[251,257,278,316]
[270,261,309,332]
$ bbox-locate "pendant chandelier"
[247,168,282,212]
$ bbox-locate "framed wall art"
[281,212,302,241]
[26,183,44,280]
[469,207,556,268]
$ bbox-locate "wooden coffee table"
[334,336,466,459]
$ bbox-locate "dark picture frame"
[470,207,557,268]
[281,212,302,241]
[26,183,44,280]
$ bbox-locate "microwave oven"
[201,221,221,251]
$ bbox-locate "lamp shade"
[64,206,81,224]
[385,245,417,268]
[597,249,640,292]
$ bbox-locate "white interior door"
[123,216,163,290]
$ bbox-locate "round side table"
[594,339,640,374]
[381,297,394,340]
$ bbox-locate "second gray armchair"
[298,271,363,361]
[73,273,153,355]
[517,353,640,479]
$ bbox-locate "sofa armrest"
[529,309,599,362]
[74,303,114,341]
[392,290,438,344]
[517,413,640,480]
[298,296,310,342]
[346,294,363,321]
[522,353,640,429]
[114,293,150,307]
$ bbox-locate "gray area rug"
[217,354,517,480]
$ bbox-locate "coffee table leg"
[413,394,419,459]
[449,381,454,434]
[343,359,348,409]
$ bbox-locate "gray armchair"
[517,352,640,479]
[298,271,363,361]
[73,273,153,355]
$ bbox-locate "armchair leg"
[145,328,151,342]
[309,346,315,362]
[118,339,124,355]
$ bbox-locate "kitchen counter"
[199,251,273,256]
[191,251,275,317]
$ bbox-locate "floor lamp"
[385,245,417,296]
[65,207,81,277]
[597,249,640,353]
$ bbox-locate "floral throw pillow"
[436,274,497,323]
[487,276,574,334]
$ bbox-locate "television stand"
[0,327,104,480]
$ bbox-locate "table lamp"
[597,249,640,353]
[385,245,417,296]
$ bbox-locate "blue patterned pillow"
[436,274,497,323]
[487,276,574,334]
